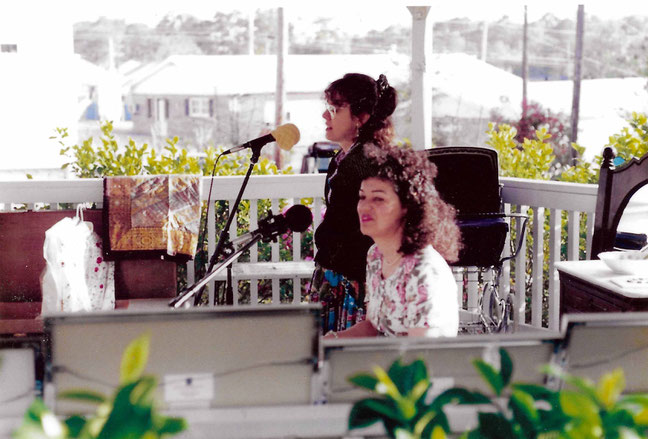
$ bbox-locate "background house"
[123,54,411,152]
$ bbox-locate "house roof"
[117,59,143,77]
[128,54,410,96]
[430,53,522,119]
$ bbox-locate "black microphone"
[282,204,313,233]
[223,123,300,155]
[231,204,312,246]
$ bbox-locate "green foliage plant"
[347,358,452,439]
[555,143,599,185]
[52,121,287,179]
[348,350,648,439]
[488,112,648,185]
[542,364,648,439]
[604,112,648,164]
[13,333,187,439]
[486,123,556,180]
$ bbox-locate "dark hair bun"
[374,76,397,120]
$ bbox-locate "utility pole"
[480,21,489,62]
[247,9,254,55]
[274,7,287,167]
[107,36,116,71]
[521,5,528,119]
[570,4,585,160]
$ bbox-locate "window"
[188,97,210,118]
[1,44,18,53]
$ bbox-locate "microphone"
[282,204,313,233]
[231,204,312,246]
[223,123,300,155]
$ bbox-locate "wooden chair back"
[591,147,648,258]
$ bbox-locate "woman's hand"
[407,327,429,337]
[322,320,380,339]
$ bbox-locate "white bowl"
[598,251,648,275]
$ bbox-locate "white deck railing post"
[531,207,545,328]
[548,208,562,331]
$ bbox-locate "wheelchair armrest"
[457,212,505,219]
[500,213,530,263]
[614,231,648,251]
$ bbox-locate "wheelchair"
[427,146,529,333]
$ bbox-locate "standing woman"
[309,73,398,334]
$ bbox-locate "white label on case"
[164,373,214,404]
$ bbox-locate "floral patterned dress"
[365,244,459,337]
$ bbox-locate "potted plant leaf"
[348,349,648,438]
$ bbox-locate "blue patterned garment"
[307,264,365,334]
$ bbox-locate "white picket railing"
[500,177,598,331]
[0,175,598,331]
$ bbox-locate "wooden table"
[557,260,648,316]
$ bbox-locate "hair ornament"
[376,74,389,98]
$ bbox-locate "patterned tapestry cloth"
[103,175,202,260]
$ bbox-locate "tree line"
[74,9,648,80]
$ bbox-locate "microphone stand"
[169,231,265,308]
[196,145,262,306]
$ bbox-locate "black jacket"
[314,143,375,282]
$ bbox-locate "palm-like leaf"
[120,333,150,385]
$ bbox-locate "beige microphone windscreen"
[271,123,300,151]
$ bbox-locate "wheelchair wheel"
[496,294,514,333]
[480,282,501,333]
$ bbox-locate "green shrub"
[348,351,648,439]
[486,124,556,180]
[604,112,648,164]
[348,358,451,439]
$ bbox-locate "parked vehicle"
[300,141,339,174]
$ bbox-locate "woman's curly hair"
[325,73,397,148]
[364,144,462,262]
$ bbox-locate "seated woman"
[326,145,461,338]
